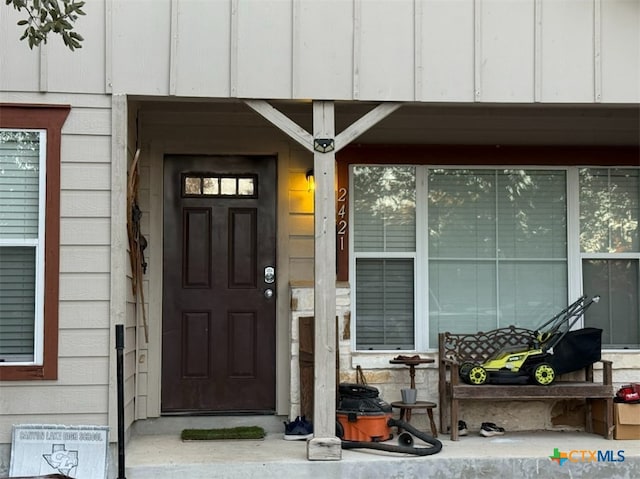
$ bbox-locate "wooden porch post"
[243,99,402,461]
[307,100,341,460]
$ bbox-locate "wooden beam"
[307,100,341,461]
[242,99,403,461]
[334,102,402,152]
[244,99,314,152]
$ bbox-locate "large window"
[0,131,46,363]
[428,169,568,347]
[580,168,639,348]
[351,163,638,351]
[0,104,69,380]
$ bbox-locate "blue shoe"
[299,416,313,434]
[284,416,313,441]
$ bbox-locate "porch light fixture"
[306,169,315,192]
[314,138,335,153]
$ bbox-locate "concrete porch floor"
[124,427,639,478]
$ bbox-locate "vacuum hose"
[340,418,442,456]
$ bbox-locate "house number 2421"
[337,187,347,251]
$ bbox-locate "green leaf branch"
[7,0,86,51]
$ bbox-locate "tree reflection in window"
[579,168,639,253]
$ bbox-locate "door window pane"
[221,177,236,195]
[183,174,257,197]
[184,176,201,195]
[202,177,219,195]
[238,178,255,196]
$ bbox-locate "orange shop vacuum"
[336,383,442,456]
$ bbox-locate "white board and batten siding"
[1,0,638,102]
[114,0,640,103]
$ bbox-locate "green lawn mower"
[460,295,602,386]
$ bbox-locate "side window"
[580,168,639,348]
[0,131,45,363]
[352,166,417,350]
[0,105,69,380]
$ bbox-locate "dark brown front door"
[162,155,277,413]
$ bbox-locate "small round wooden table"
[389,357,434,389]
[391,401,438,437]
[389,357,437,437]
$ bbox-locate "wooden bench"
[438,326,614,440]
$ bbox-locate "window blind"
[0,247,36,357]
[580,168,639,253]
[353,166,416,252]
[355,258,414,350]
[428,169,568,340]
[0,132,41,239]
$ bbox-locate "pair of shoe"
[457,420,505,437]
[283,416,313,440]
[480,422,505,437]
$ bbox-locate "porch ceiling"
[132,98,640,147]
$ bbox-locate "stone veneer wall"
[289,282,350,419]
[289,282,638,435]
[288,282,440,425]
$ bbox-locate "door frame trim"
[144,143,290,418]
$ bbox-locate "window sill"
[0,364,55,380]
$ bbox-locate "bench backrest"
[439,326,537,363]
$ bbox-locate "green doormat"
[181,426,266,441]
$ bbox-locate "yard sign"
[10,424,109,478]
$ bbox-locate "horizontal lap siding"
[0,95,112,444]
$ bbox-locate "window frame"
[338,145,640,353]
[350,164,419,351]
[579,167,640,348]
[0,129,47,364]
[0,104,70,380]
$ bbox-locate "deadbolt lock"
[264,266,275,284]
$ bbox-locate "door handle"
[264,266,275,284]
